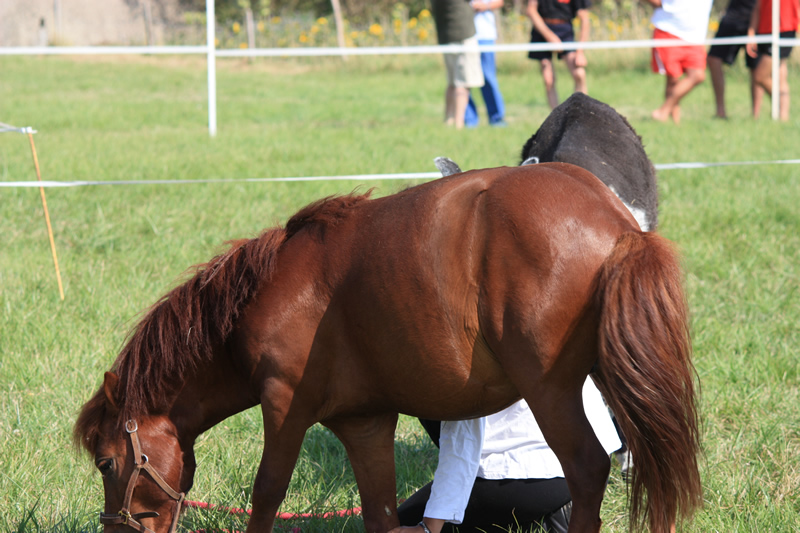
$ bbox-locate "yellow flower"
[419,9,431,18]
[239,42,247,49]
[317,17,328,25]
[299,33,308,43]
[709,20,719,32]
[257,21,265,32]
[271,16,281,24]
[418,28,429,41]
[232,22,241,34]
[350,30,359,39]
[369,23,383,36]
[408,17,418,29]
[311,24,320,34]
[393,19,403,33]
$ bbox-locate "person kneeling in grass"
[388,378,622,533]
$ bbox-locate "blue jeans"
[465,39,506,126]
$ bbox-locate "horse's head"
[84,372,190,533]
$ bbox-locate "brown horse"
[75,163,701,533]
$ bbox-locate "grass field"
[1,49,799,532]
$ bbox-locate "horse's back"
[304,163,640,419]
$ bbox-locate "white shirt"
[472,1,498,41]
[424,378,622,524]
[651,0,713,44]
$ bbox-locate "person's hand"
[746,29,758,58]
[546,34,563,45]
[545,33,563,54]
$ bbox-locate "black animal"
[519,93,658,231]
[436,94,658,231]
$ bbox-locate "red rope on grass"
[183,498,363,519]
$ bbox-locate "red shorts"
[651,28,707,78]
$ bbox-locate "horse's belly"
[382,332,521,421]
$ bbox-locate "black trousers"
[397,477,572,533]
[398,420,572,532]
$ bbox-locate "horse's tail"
[592,231,702,533]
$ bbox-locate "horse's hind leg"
[523,382,610,533]
[324,413,400,533]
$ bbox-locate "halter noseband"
[99,419,185,533]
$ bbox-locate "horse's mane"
[74,192,372,453]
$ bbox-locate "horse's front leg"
[324,413,400,533]
[246,407,310,533]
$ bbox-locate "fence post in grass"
[142,0,155,46]
[770,0,780,120]
[206,0,217,136]
[245,6,256,59]
[27,130,65,301]
[330,0,348,61]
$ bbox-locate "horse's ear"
[434,156,462,177]
[103,372,120,413]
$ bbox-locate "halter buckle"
[119,509,132,525]
[125,419,138,433]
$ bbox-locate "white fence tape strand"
[2,160,800,188]
[0,122,37,134]
[1,35,797,58]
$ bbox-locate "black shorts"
[528,23,576,61]
[757,30,797,59]
[708,14,758,69]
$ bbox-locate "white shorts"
[443,35,484,88]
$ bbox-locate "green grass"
[1,50,799,532]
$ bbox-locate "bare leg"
[779,60,790,121]
[453,87,470,129]
[652,76,678,122]
[445,85,456,126]
[564,52,588,96]
[445,85,470,129]
[708,55,727,118]
[751,68,765,118]
[540,58,559,109]
[325,414,400,533]
[753,54,773,93]
[752,55,790,120]
[652,68,705,124]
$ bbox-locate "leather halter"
[99,420,185,533]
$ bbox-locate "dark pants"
[398,420,572,532]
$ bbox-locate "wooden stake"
[330,0,348,61]
[28,131,65,300]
